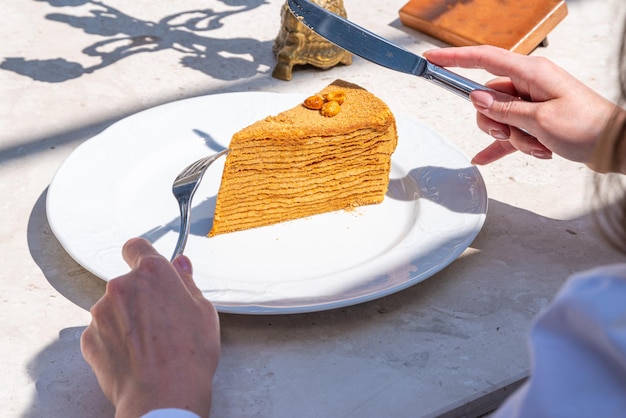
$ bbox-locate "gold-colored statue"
[272,0,352,81]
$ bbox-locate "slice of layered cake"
[209,79,398,237]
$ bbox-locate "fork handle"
[171,199,191,261]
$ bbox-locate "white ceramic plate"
[47,92,487,314]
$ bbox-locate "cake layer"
[209,80,398,236]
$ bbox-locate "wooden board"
[399,0,568,54]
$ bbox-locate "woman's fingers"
[423,45,533,80]
[485,77,519,97]
[471,140,517,165]
[471,125,552,165]
[425,45,613,166]
[476,111,511,141]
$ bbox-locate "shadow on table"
[27,188,106,311]
[2,0,272,83]
[20,327,113,418]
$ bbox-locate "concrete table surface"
[2,0,625,417]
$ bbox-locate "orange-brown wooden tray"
[399,0,568,54]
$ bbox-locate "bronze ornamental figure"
[272,0,352,81]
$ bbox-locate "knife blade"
[287,0,491,100]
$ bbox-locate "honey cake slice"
[209,79,398,237]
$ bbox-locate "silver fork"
[170,148,230,261]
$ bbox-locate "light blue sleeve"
[493,263,626,418]
[140,408,201,418]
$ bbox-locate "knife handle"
[422,62,493,100]
[423,62,534,135]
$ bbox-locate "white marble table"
[2,0,625,417]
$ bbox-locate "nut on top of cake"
[233,79,395,140]
[209,79,398,237]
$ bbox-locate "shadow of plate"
[27,188,105,311]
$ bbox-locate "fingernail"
[530,150,552,160]
[471,90,494,109]
[489,129,509,141]
[173,255,192,274]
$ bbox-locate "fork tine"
[178,156,211,180]
[177,149,228,181]
[170,148,230,261]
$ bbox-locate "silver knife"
[287,0,491,100]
